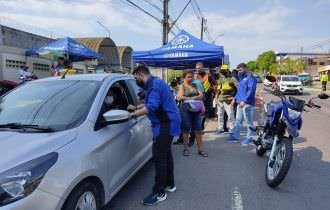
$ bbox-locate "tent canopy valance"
[132,30,224,69]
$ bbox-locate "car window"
[127,79,144,105]
[282,77,299,82]
[0,80,100,131]
[100,80,133,115]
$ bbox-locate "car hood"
[0,130,77,173]
[280,81,302,85]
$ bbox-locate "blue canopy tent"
[132,30,224,69]
[26,37,102,62]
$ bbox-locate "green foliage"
[167,70,183,83]
[281,58,305,74]
[256,51,277,74]
[247,61,257,73]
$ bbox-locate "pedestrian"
[60,59,77,77]
[195,62,217,119]
[18,65,32,84]
[127,65,181,205]
[228,63,257,145]
[52,57,64,76]
[177,69,208,157]
[215,65,238,134]
[321,71,328,92]
[173,70,204,146]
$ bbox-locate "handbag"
[183,100,205,113]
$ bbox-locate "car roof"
[34,73,133,82]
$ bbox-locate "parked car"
[0,80,18,96]
[254,75,262,83]
[298,72,312,86]
[313,75,320,81]
[0,74,153,209]
[278,75,303,95]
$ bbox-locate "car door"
[93,79,138,195]
[125,79,153,168]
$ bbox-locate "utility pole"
[200,17,204,40]
[162,0,169,46]
[162,0,169,81]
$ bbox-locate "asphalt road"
[105,85,330,210]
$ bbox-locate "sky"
[0,0,329,68]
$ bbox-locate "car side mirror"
[103,109,130,124]
[265,76,276,82]
[318,93,329,100]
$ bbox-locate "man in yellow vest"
[59,59,77,77]
[215,65,238,134]
[321,71,329,92]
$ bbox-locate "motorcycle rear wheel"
[265,137,293,187]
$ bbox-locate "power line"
[124,0,162,23]
[305,38,330,51]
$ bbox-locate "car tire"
[62,182,101,210]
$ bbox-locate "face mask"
[104,96,114,105]
[220,70,228,76]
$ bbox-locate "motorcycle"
[253,76,329,187]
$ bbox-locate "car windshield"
[0,80,100,132]
[298,75,310,80]
[282,77,299,81]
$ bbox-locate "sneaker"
[142,192,167,206]
[241,139,254,146]
[164,185,177,192]
[227,135,239,143]
[214,129,224,135]
[173,140,183,145]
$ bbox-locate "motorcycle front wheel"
[265,137,293,187]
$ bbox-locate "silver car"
[0,74,153,209]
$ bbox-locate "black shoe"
[142,192,167,206]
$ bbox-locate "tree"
[247,61,258,73]
[167,70,183,83]
[256,51,277,75]
[281,58,305,74]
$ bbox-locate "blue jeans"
[232,104,254,140]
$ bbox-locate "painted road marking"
[232,186,243,210]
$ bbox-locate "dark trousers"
[153,134,174,194]
[322,81,327,91]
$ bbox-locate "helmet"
[220,65,229,70]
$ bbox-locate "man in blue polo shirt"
[128,65,181,205]
[228,63,257,145]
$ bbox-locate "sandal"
[183,150,190,156]
[198,151,208,157]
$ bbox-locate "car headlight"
[0,152,58,207]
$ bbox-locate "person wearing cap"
[215,65,238,134]
[228,63,257,145]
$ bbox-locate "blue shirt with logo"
[144,76,181,138]
[235,72,257,106]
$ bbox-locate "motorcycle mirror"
[318,93,329,100]
[265,76,276,82]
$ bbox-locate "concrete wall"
[1,25,53,50]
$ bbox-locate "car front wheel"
[62,182,101,210]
